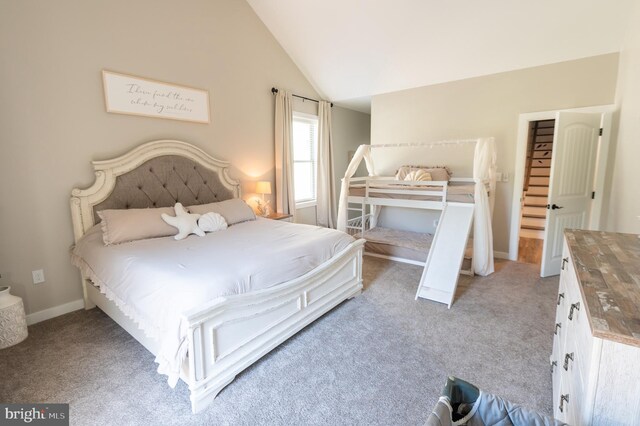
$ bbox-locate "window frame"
[291,111,319,208]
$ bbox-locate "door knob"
[546,204,564,210]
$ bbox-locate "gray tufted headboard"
[92,155,234,222]
[70,140,241,242]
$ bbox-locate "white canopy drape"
[472,137,496,276]
[274,90,296,219]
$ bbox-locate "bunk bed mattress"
[348,182,476,203]
[355,227,474,268]
[355,227,433,262]
[71,218,355,384]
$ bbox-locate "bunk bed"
[337,138,496,307]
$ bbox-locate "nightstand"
[265,212,293,222]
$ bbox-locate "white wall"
[332,106,372,200]
[370,54,619,252]
[0,0,321,316]
[607,2,640,234]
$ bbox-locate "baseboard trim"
[26,299,84,325]
[494,251,510,260]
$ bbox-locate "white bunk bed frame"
[70,140,364,413]
[337,139,496,308]
[345,176,476,272]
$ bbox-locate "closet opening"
[517,119,555,265]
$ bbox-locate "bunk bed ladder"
[415,203,475,308]
[345,201,368,236]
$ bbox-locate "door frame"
[508,104,615,261]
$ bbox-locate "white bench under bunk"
[337,138,497,308]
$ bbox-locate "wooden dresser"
[551,230,640,425]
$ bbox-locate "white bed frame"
[70,140,364,413]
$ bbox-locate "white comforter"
[71,218,354,386]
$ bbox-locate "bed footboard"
[183,239,364,413]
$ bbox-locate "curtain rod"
[370,139,481,149]
[271,87,333,107]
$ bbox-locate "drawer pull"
[550,360,557,374]
[561,257,569,270]
[563,352,574,371]
[557,293,565,305]
[554,323,562,335]
[559,394,569,413]
[568,302,580,320]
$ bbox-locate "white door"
[540,112,600,277]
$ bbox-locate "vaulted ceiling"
[247,0,634,113]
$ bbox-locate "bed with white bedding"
[69,140,364,413]
[71,218,355,384]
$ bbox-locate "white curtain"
[316,101,337,228]
[274,90,296,219]
[472,137,497,276]
[336,144,376,232]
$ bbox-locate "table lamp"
[255,181,272,216]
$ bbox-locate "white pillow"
[161,203,205,240]
[198,212,228,233]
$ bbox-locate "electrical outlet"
[32,269,45,284]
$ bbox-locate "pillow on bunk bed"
[404,169,432,181]
[395,165,451,182]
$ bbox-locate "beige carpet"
[0,258,559,425]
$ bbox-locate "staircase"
[520,120,555,239]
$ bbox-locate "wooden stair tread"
[521,225,545,231]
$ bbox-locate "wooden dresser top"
[565,229,640,347]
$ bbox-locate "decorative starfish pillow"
[161,202,205,240]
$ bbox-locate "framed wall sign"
[102,70,210,124]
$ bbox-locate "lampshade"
[255,181,272,195]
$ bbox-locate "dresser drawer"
[562,289,594,378]
[555,277,568,323]
[556,378,577,426]
[555,336,587,426]
[550,333,563,400]
[572,313,595,377]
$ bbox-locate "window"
[292,112,318,206]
